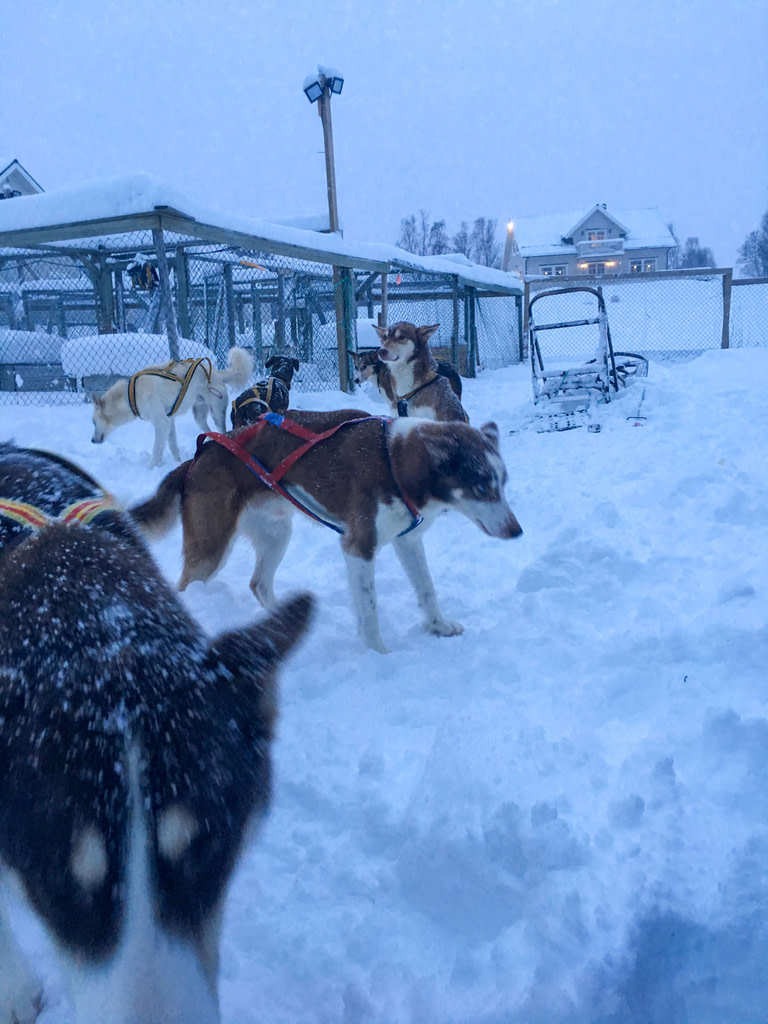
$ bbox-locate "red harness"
[196,412,423,535]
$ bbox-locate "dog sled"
[528,285,648,431]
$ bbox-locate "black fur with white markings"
[0,442,312,1018]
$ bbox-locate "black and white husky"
[0,442,312,1024]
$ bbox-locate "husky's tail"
[217,347,254,390]
[130,462,189,538]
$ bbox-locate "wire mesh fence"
[0,231,523,405]
[730,278,768,349]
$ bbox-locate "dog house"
[0,174,523,402]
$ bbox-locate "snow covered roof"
[0,173,522,295]
[511,205,675,258]
[0,158,43,195]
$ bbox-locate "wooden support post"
[250,282,263,364]
[721,268,732,349]
[379,272,388,327]
[223,262,236,353]
[275,272,286,354]
[451,275,460,368]
[175,250,192,339]
[152,227,179,360]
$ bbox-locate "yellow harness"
[128,357,213,419]
[0,495,119,532]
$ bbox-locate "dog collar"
[396,373,439,417]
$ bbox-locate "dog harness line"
[128,357,214,419]
[395,373,469,422]
[197,413,423,537]
[0,495,120,531]
[231,378,277,420]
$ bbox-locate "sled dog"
[372,322,469,421]
[91,347,254,467]
[351,348,463,403]
[231,355,300,429]
[0,441,312,1024]
[131,410,522,653]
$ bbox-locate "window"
[541,264,567,277]
[587,230,606,241]
[630,257,657,273]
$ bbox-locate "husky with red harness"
[131,408,522,653]
[0,442,312,1024]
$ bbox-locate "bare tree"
[396,214,419,254]
[428,219,450,255]
[666,222,682,269]
[737,210,768,277]
[678,236,716,270]
[470,217,502,268]
[452,221,471,258]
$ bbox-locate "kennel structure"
[0,175,524,402]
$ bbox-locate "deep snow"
[2,348,767,1024]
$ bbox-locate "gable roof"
[511,205,675,258]
[0,159,44,194]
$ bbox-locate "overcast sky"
[2,0,766,267]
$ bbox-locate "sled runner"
[529,285,648,431]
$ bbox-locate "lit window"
[587,230,606,241]
[644,258,656,273]
[630,259,642,273]
[554,265,566,276]
[541,265,553,276]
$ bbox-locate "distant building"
[504,203,676,278]
[0,159,43,200]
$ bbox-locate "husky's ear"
[479,422,500,449]
[207,593,314,731]
[291,358,300,372]
[89,391,104,408]
[372,325,388,342]
[417,324,440,343]
[265,355,277,369]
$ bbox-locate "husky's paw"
[0,976,43,1024]
[426,618,464,638]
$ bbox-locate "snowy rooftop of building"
[512,204,675,257]
[0,173,522,294]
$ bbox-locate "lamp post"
[303,66,344,233]
[303,66,354,391]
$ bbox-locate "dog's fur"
[91,347,254,467]
[0,442,312,1024]
[131,410,522,653]
[231,355,300,429]
[371,322,469,422]
[351,348,463,402]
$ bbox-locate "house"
[0,159,43,200]
[504,203,676,278]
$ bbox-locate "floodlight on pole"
[302,65,344,233]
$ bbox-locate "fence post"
[451,276,460,369]
[175,250,192,339]
[721,268,732,349]
[466,286,477,378]
[523,278,531,360]
[333,265,355,392]
[223,262,236,352]
[152,226,179,361]
[516,292,524,363]
[378,272,388,327]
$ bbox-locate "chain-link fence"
[730,278,768,349]
[0,226,523,404]
[524,269,768,365]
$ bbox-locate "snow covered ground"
[1,348,767,1024]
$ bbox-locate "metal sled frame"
[529,285,647,430]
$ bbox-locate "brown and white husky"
[131,409,522,653]
[91,347,253,467]
[371,322,469,421]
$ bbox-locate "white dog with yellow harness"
[91,347,253,467]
